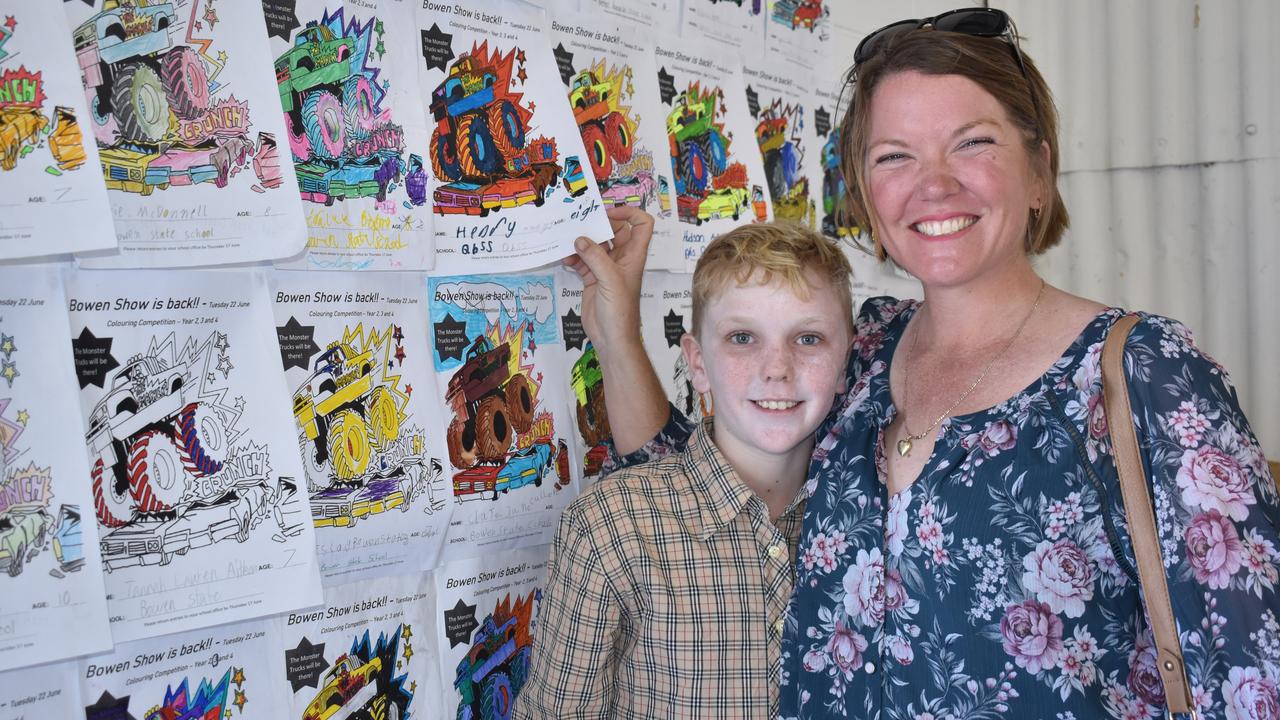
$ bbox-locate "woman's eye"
[874,152,908,165]
[960,136,995,150]
[729,332,753,344]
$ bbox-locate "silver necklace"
[896,280,1047,457]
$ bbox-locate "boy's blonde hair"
[690,222,855,336]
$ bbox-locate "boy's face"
[682,269,852,467]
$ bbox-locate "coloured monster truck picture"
[771,0,825,32]
[454,590,539,720]
[304,625,414,720]
[570,342,609,477]
[291,324,443,528]
[275,10,425,208]
[0,14,89,174]
[429,42,569,217]
[563,63,663,214]
[139,666,249,720]
[666,83,756,226]
[755,99,814,226]
[85,332,302,571]
[71,0,281,194]
[443,327,560,501]
[819,127,857,239]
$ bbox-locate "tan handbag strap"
[1101,313,1195,715]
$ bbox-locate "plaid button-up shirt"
[514,420,806,720]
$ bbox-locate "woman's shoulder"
[857,295,919,327]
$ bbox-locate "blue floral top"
[618,297,1279,720]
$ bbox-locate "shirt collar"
[679,418,803,541]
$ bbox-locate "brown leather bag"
[1101,313,1196,716]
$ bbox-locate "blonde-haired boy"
[514,223,854,720]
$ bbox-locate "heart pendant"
[897,439,912,457]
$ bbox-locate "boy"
[514,223,854,720]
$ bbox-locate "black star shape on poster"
[553,42,576,86]
[421,22,454,72]
[657,66,677,105]
[70,327,120,389]
[275,316,320,371]
[561,308,586,351]
[444,599,479,648]
[434,313,469,362]
[85,690,136,720]
[814,105,832,138]
[663,309,686,348]
[259,0,300,40]
[745,85,761,118]
[284,636,328,692]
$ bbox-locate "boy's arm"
[513,508,622,720]
[564,208,671,455]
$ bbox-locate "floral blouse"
[617,297,1279,720]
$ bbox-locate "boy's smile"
[682,270,852,483]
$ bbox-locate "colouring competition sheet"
[653,42,772,269]
[265,0,435,271]
[548,10,682,270]
[641,270,709,423]
[554,268,611,486]
[681,0,766,50]
[429,545,546,720]
[78,619,286,720]
[0,661,83,720]
[416,0,612,272]
[743,60,822,230]
[764,0,830,69]
[0,4,115,260]
[277,575,437,720]
[428,273,576,556]
[811,79,862,243]
[272,270,450,584]
[62,1,305,268]
[67,269,321,642]
[583,0,679,33]
[0,266,112,671]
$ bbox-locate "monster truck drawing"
[444,335,537,474]
[306,627,413,720]
[73,1,206,144]
[571,343,610,448]
[568,70,634,180]
[600,170,656,208]
[820,129,856,237]
[667,85,750,225]
[429,44,562,216]
[50,505,85,574]
[772,0,823,30]
[294,341,400,485]
[455,592,539,720]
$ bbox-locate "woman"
[570,9,1278,719]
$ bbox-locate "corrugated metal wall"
[991,0,1279,454]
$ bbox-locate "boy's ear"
[680,332,712,394]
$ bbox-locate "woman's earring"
[1031,206,1042,222]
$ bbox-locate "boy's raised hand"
[565,206,654,347]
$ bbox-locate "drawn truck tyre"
[581,123,612,180]
[161,46,211,120]
[482,672,514,720]
[604,113,634,164]
[112,62,171,144]
[431,130,462,182]
[129,432,193,513]
[679,140,710,194]
[473,396,512,462]
[368,386,401,448]
[456,114,502,178]
[488,100,526,159]
[701,132,729,175]
[447,418,478,470]
[504,374,535,434]
[328,409,371,481]
[175,403,227,478]
[92,458,133,528]
[343,75,377,141]
[302,90,347,161]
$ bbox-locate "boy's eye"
[797,334,822,346]
[728,332,753,345]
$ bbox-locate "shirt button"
[767,545,784,559]
[773,618,784,635]
[864,661,877,674]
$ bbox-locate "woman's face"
[863,70,1046,289]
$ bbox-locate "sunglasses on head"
[852,8,1035,112]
